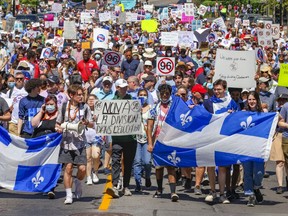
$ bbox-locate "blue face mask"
[95,54,101,60]
[138,96,148,106]
[46,105,56,113]
[204,67,210,75]
[206,82,213,90]
[8,82,15,88]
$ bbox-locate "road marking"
[98,174,112,210]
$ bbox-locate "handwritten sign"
[178,31,196,48]
[52,3,62,13]
[94,100,141,136]
[243,20,250,27]
[278,64,288,87]
[214,49,256,88]
[99,12,111,22]
[213,17,226,30]
[63,21,77,39]
[234,18,241,28]
[161,32,178,47]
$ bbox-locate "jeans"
[243,161,264,195]
[133,142,152,186]
[111,140,137,188]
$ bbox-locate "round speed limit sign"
[103,51,122,66]
[156,57,175,76]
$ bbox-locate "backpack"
[69,73,82,85]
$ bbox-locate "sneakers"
[153,190,162,198]
[254,189,263,203]
[92,172,99,184]
[47,191,55,199]
[184,178,192,190]
[263,172,270,178]
[64,196,73,204]
[145,178,152,188]
[106,186,120,198]
[247,195,256,207]
[74,178,82,199]
[171,193,179,202]
[202,173,209,186]
[104,168,111,175]
[194,185,202,195]
[276,187,283,194]
[123,187,132,196]
[86,176,93,185]
[205,191,217,202]
[116,176,123,191]
[226,190,240,201]
[219,194,230,204]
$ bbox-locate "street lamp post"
[279,0,282,25]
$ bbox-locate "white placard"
[214,49,256,88]
[271,24,280,39]
[178,31,196,47]
[26,30,38,38]
[144,5,154,13]
[197,5,207,16]
[234,18,241,28]
[63,21,77,40]
[257,29,273,47]
[243,20,250,27]
[184,3,194,17]
[156,57,175,76]
[160,32,178,47]
[53,36,64,47]
[51,3,62,13]
[99,12,111,22]
[264,21,272,30]
[213,17,226,30]
[94,100,142,136]
[45,20,58,28]
[81,12,92,23]
[103,51,122,67]
[93,28,109,49]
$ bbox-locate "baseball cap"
[144,60,153,66]
[258,77,270,83]
[102,76,113,83]
[191,84,207,94]
[17,61,30,70]
[48,75,60,84]
[115,79,128,88]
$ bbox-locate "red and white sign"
[271,24,280,39]
[242,20,250,27]
[103,51,122,67]
[265,21,272,30]
[156,57,175,76]
[53,36,64,47]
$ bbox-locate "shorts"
[58,148,87,165]
[103,135,112,151]
[85,136,104,148]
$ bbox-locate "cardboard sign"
[26,30,38,38]
[160,32,178,47]
[93,28,109,49]
[181,13,194,23]
[278,64,288,87]
[103,51,122,67]
[214,49,256,88]
[156,57,175,76]
[94,100,141,136]
[86,2,97,10]
[63,21,77,40]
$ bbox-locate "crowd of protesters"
[0,1,287,207]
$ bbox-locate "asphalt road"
[1,161,288,216]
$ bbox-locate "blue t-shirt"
[19,95,45,135]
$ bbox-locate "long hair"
[245,91,263,112]
[45,94,58,111]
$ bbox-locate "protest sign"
[81,41,91,49]
[184,3,194,16]
[53,36,64,47]
[191,20,202,31]
[198,5,207,16]
[119,12,126,24]
[103,51,122,67]
[234,18,241,28]
[86,2,97,10]
[243,20,250,27]
[94,100,141,136]
[81,12,92,23]
[141,19,158,33]
[181,13,194,23]
[278,64,288,87]
[156,57,175,76]
[264,21,272,30]
[144,5,154,12]
[257,29,272,47]
[14,21,23,33]
[121,0,136,10]
[52,3,62,13]
[45,20,58,28]
[5,17,16,32]
[160,32,178,47]
[271,24,280,39]
[63,21,77,39]
[44,14,54,21]
[26,30,38,38]
[99,12,111,22]
[255,48,265,62]
[178,31,196,48]
[40,48,52,59]
[214,49,256,88]
[93,28,109,49]
[213,17,226,30]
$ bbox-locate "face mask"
[133,55,138,60]
[206,82,213,90]
[204,67,210,75]
[8,82,15,88]
[138,96,148,106]
[160,97,170,104]
[95,54,101,60]
[46,104,56,113]
[166,52,172,57]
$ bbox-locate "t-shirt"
[77,59,98,82]
[280,103,288,138]
[18,95,45,135]
[0,96,9,128]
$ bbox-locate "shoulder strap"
[61,102,68,121]
[9,87,14,98]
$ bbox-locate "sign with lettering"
[278,64,288,87]
[160,32,178,47]
[94,100,141,136]
[63,21,77,39]
[214,49,256,88]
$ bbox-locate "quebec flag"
[0,127,62,192]
[153,96,278,167]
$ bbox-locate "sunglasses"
[261,71,268,73]
[16,78,24,81]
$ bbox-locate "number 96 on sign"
[156,57,175,76]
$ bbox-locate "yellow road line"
[98,174,113,210]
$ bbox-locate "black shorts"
[58,148,87,165]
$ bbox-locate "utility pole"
[279,0,283,25]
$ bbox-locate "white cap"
[144,60,153,66]
[102,76,113,83]
[15,35,20,38]
[115,79,128,88]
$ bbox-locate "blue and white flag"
[153,96,278,167]
[0,127,62,192]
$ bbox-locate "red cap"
[191,84,207,94]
